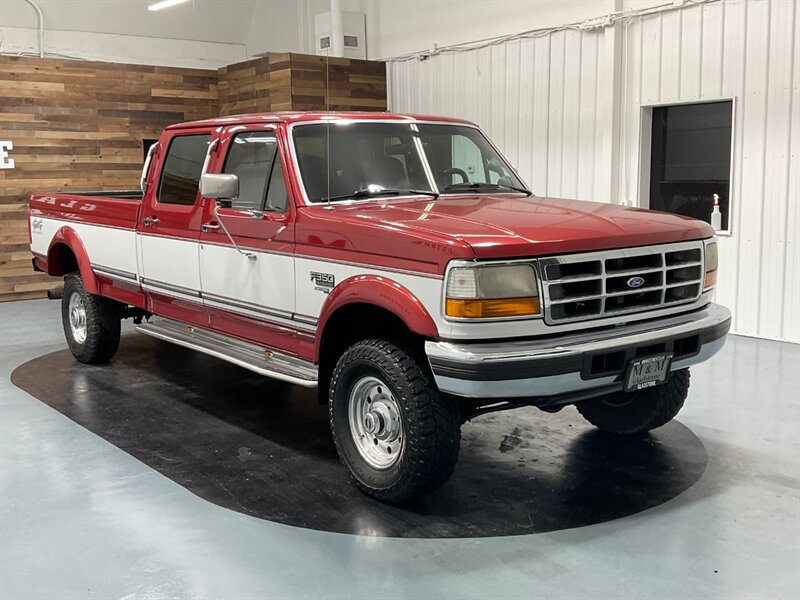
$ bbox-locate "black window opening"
[142,139,158,162]
[222,132,288,213]
[649,101,732,231]
[157,134,211,206]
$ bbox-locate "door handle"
[201,221,220,232]
[142,216,160,227]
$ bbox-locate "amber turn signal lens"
[445,297,541,318]
[704,270,717,289]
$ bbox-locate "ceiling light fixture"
[147,0,190,12]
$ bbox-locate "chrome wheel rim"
[68,293,88,344]
[347,376,403,469]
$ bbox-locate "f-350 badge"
[310,271,335,294]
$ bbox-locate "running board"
[136,318,318,387]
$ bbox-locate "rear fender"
[47,227,99,294]
[315,274,439,362]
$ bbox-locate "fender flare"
[315,274,439,361]
[47,227,99,294]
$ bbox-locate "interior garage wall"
[618,0,798,343]
[219,53,386,115]
[0,26,247,70]
[392,28,611,202]
[388,0,799,343]
[0,53,386,302]
[0,56,219,301]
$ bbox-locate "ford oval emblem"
[627,276,646,289]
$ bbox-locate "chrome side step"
[136,318,318,387]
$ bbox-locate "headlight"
[704,239,718,289]
[445,264,540,318]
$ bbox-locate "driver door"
[198,124,297,352]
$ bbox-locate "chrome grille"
[539,241,705,324]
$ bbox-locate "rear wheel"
[329,338,461,503]
[576,369,690,435]
[62,273,121,364]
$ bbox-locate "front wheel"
[62,273,121,364]
[329,339,461,503]
[576,369,690,435]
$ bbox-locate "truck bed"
[29,191,142,230]
[29,192,143,297]
[73,190,143,200]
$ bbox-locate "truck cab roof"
[166,111,478,130]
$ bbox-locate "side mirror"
[200,173,239,202]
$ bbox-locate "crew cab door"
[198,124,297,351]
[138,128,213,325]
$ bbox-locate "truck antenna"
[324,47,334,211]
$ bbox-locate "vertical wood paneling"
[389,0,797,342]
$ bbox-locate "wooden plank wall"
[218,53,293,115]
[0,53,386,302]
[289,54,387,111]
[217,53,386,116]
[0,56,218,301]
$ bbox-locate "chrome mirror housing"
[200,173,239,201]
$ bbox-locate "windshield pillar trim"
[411,126,440,195]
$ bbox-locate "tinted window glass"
[417,125,523,190]
[292,122,526,203]
[293,123,431,202]
[223,132,279,212]
[649,101,732,230]
[157,134,210,205]
[266,155,288,212]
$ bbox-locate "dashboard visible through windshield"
[291,121,528,203]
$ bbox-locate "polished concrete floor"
[1,299,798,599]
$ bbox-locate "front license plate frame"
[624,353,674,392]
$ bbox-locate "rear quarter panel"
[30,193,141,284]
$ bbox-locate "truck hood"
[332,194,715,259]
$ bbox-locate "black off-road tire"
[329,338,461,503]
[576,369,690,435]
[62,273,121,364]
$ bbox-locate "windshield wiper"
[320,188,439,202]
[443,182,533,196]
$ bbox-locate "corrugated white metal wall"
[388,0,799,343]
[390,29,611,202]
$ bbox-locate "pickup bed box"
[29,111,730,502]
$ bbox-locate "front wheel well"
[317,303,426,402]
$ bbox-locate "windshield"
[292,122,527,203]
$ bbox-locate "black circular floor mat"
[12,334,707,538]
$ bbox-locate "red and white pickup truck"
[29,112,730,502]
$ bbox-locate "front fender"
[48,227,99,294]
[315,274,439,358]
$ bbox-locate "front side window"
[157,134,211,206]
[292,122,526,203]
[223,131,287,212]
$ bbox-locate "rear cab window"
[157,133,212,206]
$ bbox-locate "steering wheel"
[436,167,469,187]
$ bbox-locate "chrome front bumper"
[425,303,731,400]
